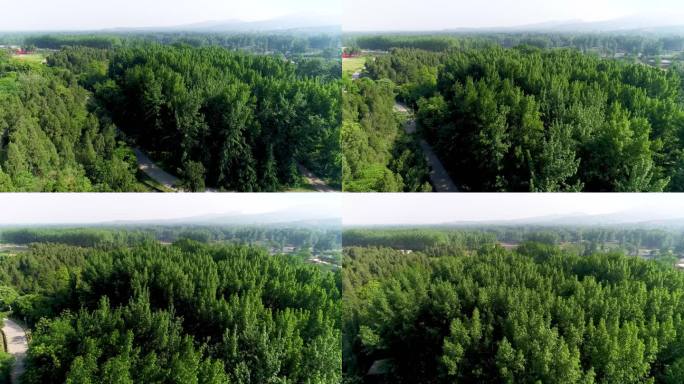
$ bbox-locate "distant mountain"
[437,209,684,228]
[0,205,341,230]
[440,13,684,34]
[104,13,340,34]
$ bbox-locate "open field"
[11,53,45,64]
[0,244,29,256]
[342,56,366,75]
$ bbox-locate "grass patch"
[11,53,45,65]
[136,170,175,192]
[342,56,367,76]
[0,73,18,94]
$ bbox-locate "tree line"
[1,225,342,251]
[347,33,684,56]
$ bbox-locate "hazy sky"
[344,0,684,31]
[0,0,340,31]
[0,193,340,225]
[343,194,684,226]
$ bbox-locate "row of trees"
[343,226,684,255]
[348,33,684,56]
[22,32,340,57]
[364,45,684,191]
[0,238,341,383]
[344,239,684,383]
[342,77,431,191]
[0,225,342,251]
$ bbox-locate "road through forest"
[2,318,28,384]
[132,148,180,191]
[297,164,336,192]
[393,102,458,192]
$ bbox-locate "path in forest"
[393,102,458,192]
[132,148,180,191]
[2,318,28,384]
[298,164,336,192]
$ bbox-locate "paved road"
[297,164,336,192]
[2,318,28,384]
[393,103,458,192]
[132,148,180,191]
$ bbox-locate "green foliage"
[0,239,341,383]
[0,351,13,384]
[342,78,431,191]
[0,286,18,311]
[98,44,341,190]
[366,45,684,191]
[343,239,684,383]
[0,52,140,191]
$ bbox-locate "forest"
[342,76,431,191]
[346,33,684,57]
[343,226,684,260]
[343,228,684,383]
[0,230,341,383]
[347,34,684,191]
[0,33,341,191]
[0,224,342,256]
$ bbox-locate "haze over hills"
[349,13,684,34]
[344,208,684,229]
[435,210,684,228]
[0,207,341,229]
[97,13,340,33]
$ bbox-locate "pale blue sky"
[343,194,684,225]
[0,0,340,31]
[344,0,684,31]
[0,193,341,224]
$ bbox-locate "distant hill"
[423,14,684,35]
[438,209,684,229]
[104,13,340,34]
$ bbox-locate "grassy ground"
[342,56,367,76]
[136,170,176,192]
[286,179,318,192]
[11,53,45,65]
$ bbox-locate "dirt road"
[2,318,28,384]
[393,102,458,192]
[298,164,336,192]
[132,148,180,191]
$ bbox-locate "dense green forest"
[99,44,340,191]
[342,76,431,191]
[348,34,684,191]
[343,226,684,259]
[1,224,342,253]
[0,235,341,383]
[0,49,142,191]
[346,33,684,56]
[343,231,684,383]
[14,32,340,58]
[0,32,341,191]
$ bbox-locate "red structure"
[15,48,30,55]
[342,52,360,58]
